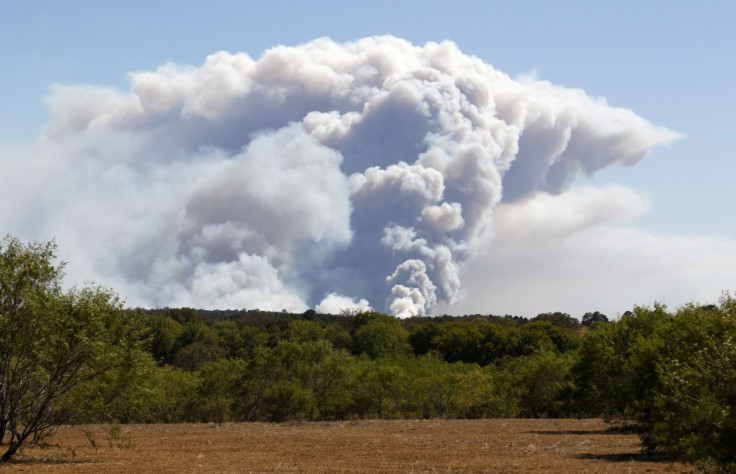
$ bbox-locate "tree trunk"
[1,443,18,462]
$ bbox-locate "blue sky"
[1,1,735,317]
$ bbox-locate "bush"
[494,351,574,417]
[571,295,736,471]
[643,297,736,470]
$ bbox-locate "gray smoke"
[0,36,679,316]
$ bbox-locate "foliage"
[571,303,671,419]
[5,234,736,469]
[69,329,158,424]
[351,312,411,358]
[494,351,574,418]
[75,295,736,472]
[350,357,407,418]
[146,365,200,423]
[581,311,608,327]
[641,297,736,470]
[532,312,581,330]
[408,320,579,366]
[0,236,144,462]
[570,297,736,471]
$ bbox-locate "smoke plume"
[0,36,679,316]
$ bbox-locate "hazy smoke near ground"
[0,36,679,316]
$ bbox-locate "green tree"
[171,317,225,371]
[351,357,407,418]
[495,351,574,417]
[571,303,670,419]
[0,236,143,462]
[581,311,608,327]
[430,322,486,364]
[264,340,352,421]
[639,297,736,470]
[146,313,184,364]
[285,319,326,343]
[68,319,158,424]
[453,367,497,418]
[514,321,580,356]
[402,354,484,418]
[173,340,227,372]
[196,358,245,424]
[532,312,581,330]
[351,312,410,359]
[146,365,200,422]
[324,323,352,351]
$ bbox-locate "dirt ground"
[1,419,693,473]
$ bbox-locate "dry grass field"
[1,419,693,473]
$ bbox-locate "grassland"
[2,419,693,473]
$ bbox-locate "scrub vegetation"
[1,235,734,471]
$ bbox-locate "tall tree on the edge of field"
[0,235,142,462]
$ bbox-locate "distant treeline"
[65,300,735,470]
[139,306,593,372]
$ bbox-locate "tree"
[146,365,200,423]
[351,312,410,359]
[196,359,244,424]
[581,311,608,327]
[637,297,736,470]
[285,319,326,343]
[68,321,158,424]
[351,357,407,418]
[402,354,477,418]
[495,351,574,417]
[0,236,142,462]
[532,312,581,330]
[146,313,185,364]
[571,303,670,419]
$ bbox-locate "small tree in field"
[0,235,140,462]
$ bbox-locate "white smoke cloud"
[0,36,679,316]
[445,186,736,318]
[316,293,372,314]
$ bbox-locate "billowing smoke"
[0,36,679,317]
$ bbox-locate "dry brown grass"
[1,419,693,473]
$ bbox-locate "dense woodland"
[78,302,735,471]
[2,235,735,471]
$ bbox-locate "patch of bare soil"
[1,419,693,473]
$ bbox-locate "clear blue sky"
[2,0,735,316]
